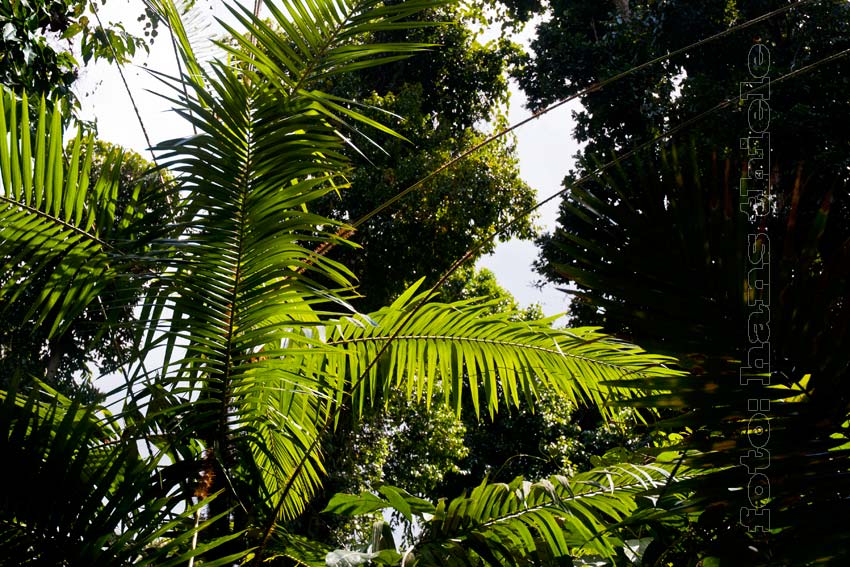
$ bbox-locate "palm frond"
[134,0,452,526]
[0,383,241,565]
[0,88,148,339]
[143,0,210,89]
[294,280,682,422]
[220,0,444,95]
[324,463,692,566]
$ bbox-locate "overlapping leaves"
[1,0,705,563]
[294,280,683,423]
[0,384,241,565]
[137,0,452,526]
[322,463,691,566]
[547,144,850,564]
[0,89,142,338]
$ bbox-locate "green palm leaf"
[0,89,143,338]
[0,383,241,565]
[134,0,454,528]
[324,463,692,566]
[2,2,704,564]
[295,280,682,422]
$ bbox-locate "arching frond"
[0,89,165,348]
[1,2,706,564]
[135,0,453,526]
[0,89,143,338]
[293,280,682,421]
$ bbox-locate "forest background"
[1,0,848,565]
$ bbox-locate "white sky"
[76,0,580,318]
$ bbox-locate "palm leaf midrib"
[215,98,255,453]
[0,194,111,251]
[469,473,694,532]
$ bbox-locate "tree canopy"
[0,0,151,105]
[3,0,848,564]
[0,0,689,564]
[314,2,535,311]
[511,0,850,562]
